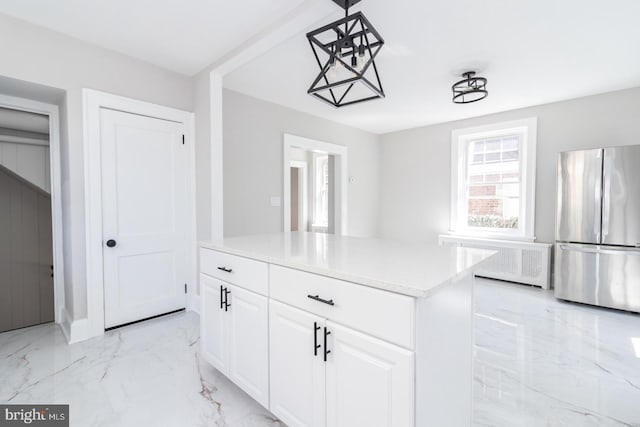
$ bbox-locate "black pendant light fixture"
[452,71,488,104]
[307,0,385,108]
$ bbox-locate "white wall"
[378,87,640,244]
[0,13,193,320]
[223,89,380,238]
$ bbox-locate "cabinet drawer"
[200,248,268,296]
[270,265,415,349]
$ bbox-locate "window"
[313,154,329,227]
[450,118,537,240]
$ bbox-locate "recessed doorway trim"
[0,94,64,328]
[83,89,196,340]
[290,160,308,232]
[283,134,348,235]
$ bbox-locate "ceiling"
[0,0,306,75]
[3,0,639,133]
[224,0,640,134]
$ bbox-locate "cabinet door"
[200,274,229,374]
[227,284,269,408]
[269,300,326,427]
[326,321,414,427]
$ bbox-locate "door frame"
[83,89,196,339]
[290,160,308,232]
[0,94,64,326]
[283,134,348,235]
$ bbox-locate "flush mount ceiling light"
[452,71,488,104]
[307,0,385,108]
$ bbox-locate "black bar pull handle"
[323,327,331,362]
[217,266,233,273]
[224,288,231,311]
[307,294,335,306]
[313,322,321,356]
[220,285,224,310]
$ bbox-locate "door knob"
[106,239,117,248]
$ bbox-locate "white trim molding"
[450,117,537,241]
[283,133,348,235]
[210,73,224,242]
[83,89,196,340]
[0,94,65,326]
[59,307,91,344]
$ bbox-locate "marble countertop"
[201,232,496,298]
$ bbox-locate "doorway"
[0,108,53,333]
[283,134,348,235]
[100,109,190,329]
[289,160,308,232]
[0,94,63,334]
[84,90,196,338]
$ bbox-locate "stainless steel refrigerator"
[555,145,640,313]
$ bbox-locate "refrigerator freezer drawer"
[554,243,640,313]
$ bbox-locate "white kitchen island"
[199,232,495,427]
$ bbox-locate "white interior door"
[326,321,414,427]
[227,284,269,408]
[200,275,229,373]
[101,108,188,328]
[269,300,326,427]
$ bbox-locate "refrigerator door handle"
[559,244,640,256]
[601,149,610,243]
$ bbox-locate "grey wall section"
[0,165,54,332]
[378,87,640,244]
[223,89,380,238]
[0,14,193,320]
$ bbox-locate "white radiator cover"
[438,235,552,289]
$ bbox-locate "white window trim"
[450,118,537,242]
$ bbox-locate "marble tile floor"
[1,278,639,426]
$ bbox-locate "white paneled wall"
[0,141,50,193]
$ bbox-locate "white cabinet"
[200,274,269,408]
[325,322,414,427]
[269,300,326,427]
[270,265,415,349]
[227,284,269,407]
[269,300,414,427]
[201,274,228,372]
[201,240,478,427]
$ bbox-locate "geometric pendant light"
[452,71,488,104]
[307,0,385,107]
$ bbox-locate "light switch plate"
[270,196,281,207]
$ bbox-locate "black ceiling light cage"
[452,71,488,104]
[307,0,385,108]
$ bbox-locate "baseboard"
[59,307,92,344]
[187,293,201,315]
[59,307,72,342]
